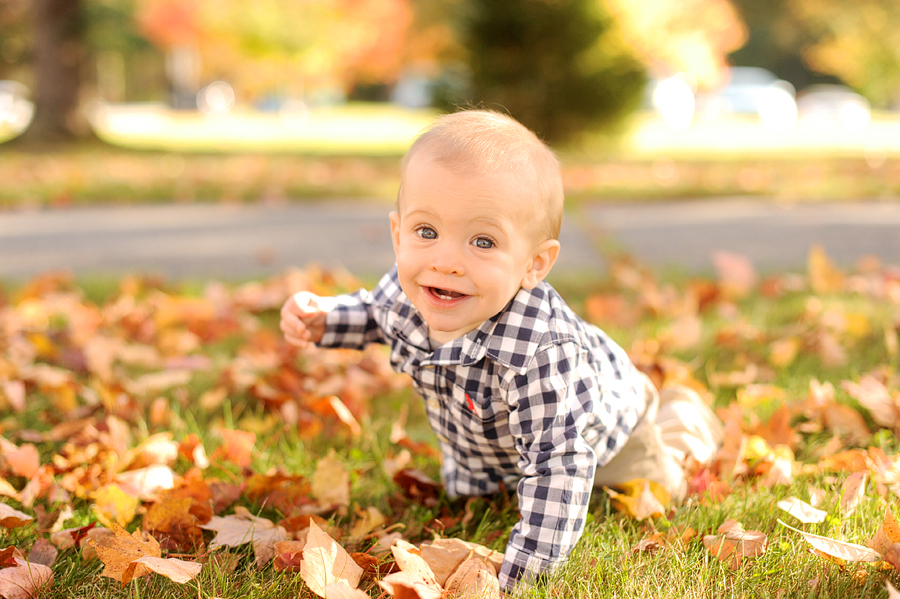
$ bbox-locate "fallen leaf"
[444,557,500,599]
[840,472,867,516]
[122,556,202,585]
[604,479,668,520]
[703,520,767,569]
[4,444,40,479]
[88,523,162,584]
[713,251,757,299]
[841,375,900,431]
[199,507,288,568]
[90,484,139,528]
[776,497,827,524]
[0,504,33,529]
[300,520,363,598]
[0,557,53,599]
[27,538,57,568]
[808,245,844,294]
[379,571,443,599]
[312,450,350,510]
[273,539,306,572]
[212,429,256,468]
[778,520,882,563]
[324,581,370,599]
[867,507,900,554]
[887,580,900,599]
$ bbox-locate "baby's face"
[390,154,550,345]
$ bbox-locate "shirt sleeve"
[497,342,600,590]
[318,288,388,349]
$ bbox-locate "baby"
[280,109,721,591]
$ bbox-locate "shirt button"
[426,398,440,411]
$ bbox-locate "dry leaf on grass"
[778,520,882,563]
[420,538,503,586]
[0,557,53,599]
[604,479,668,520]
[703,519,768,569]
[324,581,370,599]
[444,557,500,599]
[888,580,900,599]
[312,450,350,510]
[0,504,33,529]
[776,497,827,524]
[87,523,162,584]
[200,507,288,568]
[300,520,363,598]
[27,538,57,568]
[840,472,867,516]
[122,556,202,585]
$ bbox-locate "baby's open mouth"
[428,287,467,301]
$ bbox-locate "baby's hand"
[279,292,331,348]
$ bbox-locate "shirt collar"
[393,284,553,375]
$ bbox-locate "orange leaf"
[87,523,162,584]
[4,444,40,479]
[868,507,900,554]
[213,429,255,468]
[703,520,767,569]
[0,504,33,529]
[808,245,844,294]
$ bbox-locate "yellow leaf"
[91,484,139,528]
[808,245,844,294]
[604,479,669,520]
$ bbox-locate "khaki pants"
[593,375,723,501]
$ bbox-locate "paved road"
[3,198,900,281]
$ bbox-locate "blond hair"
[400,110,564,242]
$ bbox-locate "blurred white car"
[0,80,34,133]
[796,84,871,131]
[695,67,797,129]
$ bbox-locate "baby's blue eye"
[417,227,437,239]
[474,237,493,249]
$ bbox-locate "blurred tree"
[606,0,746,89]
[789,0,900,108]
[456,0,646,144]
[15,0,97,143]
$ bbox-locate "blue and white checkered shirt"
[319,266,646,589]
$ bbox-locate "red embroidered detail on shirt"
[465,393,474,411]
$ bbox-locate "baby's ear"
[521,239,560,289]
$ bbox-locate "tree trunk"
[16,0,97,144]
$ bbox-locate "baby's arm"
[279,291,337,348]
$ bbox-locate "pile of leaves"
[1,246,900,598]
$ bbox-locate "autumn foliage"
[2,246,900,597]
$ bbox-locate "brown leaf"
[87,523,162,584]
[841,375,900,430]
[884,543,900,570]
[199,507,288,568]
[702,520,767,569]
[393,469,441,507]
[0,504,33,529]
[273,540,306,572]
[26,538,57,568]
[0,557,53,599]
[300,520,363,598]
[122,556,202,585]
[142,496,205,551]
